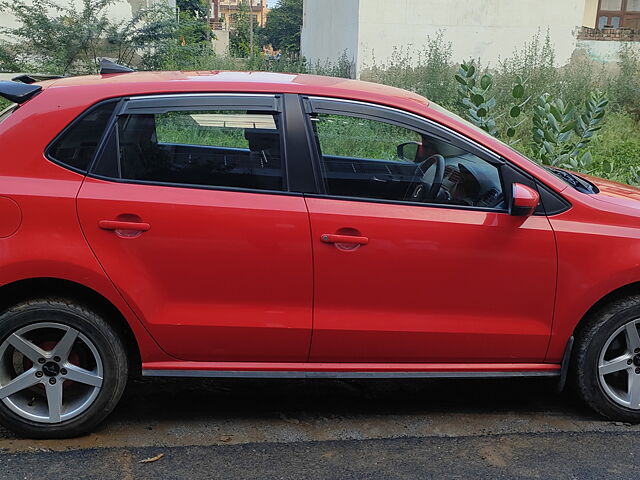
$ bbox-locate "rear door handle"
[98,220,151,232]
[320,234,369,245]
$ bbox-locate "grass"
[155,111,252,148]
[315,114,422,161]
[590,111,640,184]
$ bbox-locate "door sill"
[142,362,560,379]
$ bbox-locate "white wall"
[302,0,588,78]
[583,0,599,27]
[301,0,360,69]
[576,39,640,62]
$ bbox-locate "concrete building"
[301,0,640,78]
[212,0,269,30]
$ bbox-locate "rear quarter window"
[47,101,118,173]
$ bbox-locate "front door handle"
[98,220,151,232]
[320,234,369,245]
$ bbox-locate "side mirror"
[510,183,540,217]
[397,141,421,162]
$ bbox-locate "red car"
[1,63,640,438]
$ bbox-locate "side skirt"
[142,362,561,379]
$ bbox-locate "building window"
[628,0,640,11]
[601,0,622,9]
[598,0,640,29]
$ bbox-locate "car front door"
[302,98,557,363]
[77,94,313,362]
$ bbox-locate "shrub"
[531,91,608,170]
[606,43,640,114]
[455,61,527,141]
[590,111,640,185]
[0,0,177,75]
[363,32,458,108]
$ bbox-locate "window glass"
[601,0,622,10]
[311,113,505,209]
[48,101,117,172]
[111,110,284,191]
[628,0,640,11]
[598,15,609,28]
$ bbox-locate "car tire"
[0,298,128,438]
[574,294,640,423]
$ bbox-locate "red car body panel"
[544,184,640,362]
[77,177,313,361]
[0,120,168,363]
[0,70,639,374]
[306,197,557,363]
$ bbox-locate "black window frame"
[88,93,301,196]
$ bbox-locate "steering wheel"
[408,154,445,201]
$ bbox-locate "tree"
[177,0,208,18]
[150,7,218,70]
[0,0,177,74]
[229,1,256,58]
[262,0,303,54]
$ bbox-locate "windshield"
[0,103,17,125]
[544,167,599,194]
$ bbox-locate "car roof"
[41,71,430,112]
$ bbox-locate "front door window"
[311,113,505,210]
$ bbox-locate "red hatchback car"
[1,65,640,438]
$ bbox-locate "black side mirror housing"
[397,142,421,162]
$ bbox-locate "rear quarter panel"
[0,88,170,363]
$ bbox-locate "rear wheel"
[574,295,640,422]
[0,299,128,438]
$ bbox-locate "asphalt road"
[1,376,640,479]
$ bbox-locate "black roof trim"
[0,81,42,104]
[12,74,65,85]
[99,59,134,75]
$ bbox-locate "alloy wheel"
[598,319,640,409]
[0,322,103,423]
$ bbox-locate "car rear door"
[302,97,558,363]
[76,94,313,362]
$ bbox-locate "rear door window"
[94,106,285,192]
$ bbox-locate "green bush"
[590,111,640,185]
[362,33,458,109]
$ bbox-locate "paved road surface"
[1,376,639,479]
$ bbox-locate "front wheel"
[574,295,640,422]
[0,299,128,438]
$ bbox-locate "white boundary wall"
[302,0,587,77]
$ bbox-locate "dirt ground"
[1,376,639,479]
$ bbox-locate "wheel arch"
[548,280,640,363]
[575,281,640,337]
[0,277,141,374]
